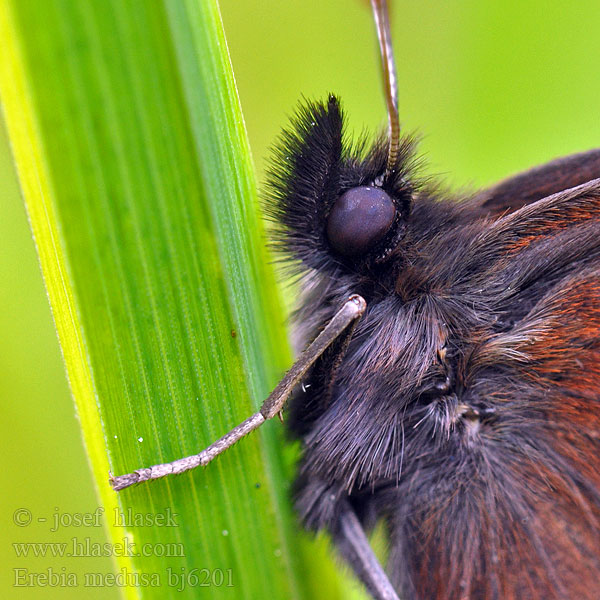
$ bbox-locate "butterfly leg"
[110,294,366,491]
[334,505,400,600]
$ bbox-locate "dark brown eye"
[326,186,396,257]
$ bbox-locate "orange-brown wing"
[455,178,600,301]
[410,268,600,600]
[471,148,600,218]
[408,179,600,600]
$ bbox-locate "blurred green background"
[2,1,600,598]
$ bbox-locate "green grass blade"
[0,0,344,597]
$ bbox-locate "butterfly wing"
[470,148,600,217]
[406,180,600,600]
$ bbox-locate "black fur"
[265,96,600,600]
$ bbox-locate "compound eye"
[326,186,396,257]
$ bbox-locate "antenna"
[371,0,400,174]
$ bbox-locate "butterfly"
[112,2,600,598]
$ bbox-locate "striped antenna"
[371,0,400,174]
